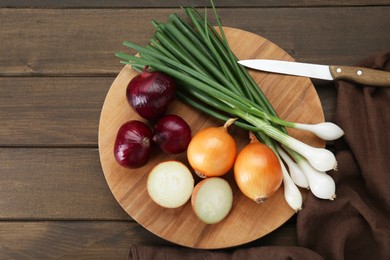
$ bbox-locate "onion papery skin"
[153,114,192,154]
[191,177,233,224]
[147,161,194,208]
[234,142,283,203]
[187,126,236,178]
[126,66,176,120]
[114,120,153,169]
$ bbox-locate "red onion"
[126,66,176,120]
[153,114,191,154]
[114,120,153,168]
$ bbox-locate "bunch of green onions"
[116,1,344,210]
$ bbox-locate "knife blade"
[238,59,390,87]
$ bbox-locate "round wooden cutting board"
[98,27,325,249]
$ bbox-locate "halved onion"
[147,161,194,208]
[191,177,233,224]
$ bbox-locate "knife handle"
[329,65,390,87]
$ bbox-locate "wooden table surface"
[1,1,389,258]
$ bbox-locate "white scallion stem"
[287,138,337,172]
[294,122,344,141]
[239,113,338,172]
[298,159,336,200]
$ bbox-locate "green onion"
[115,0,342,175]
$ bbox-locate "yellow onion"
[187,119,237,178]
[234,137,283,203]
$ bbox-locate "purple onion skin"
[153,114,192,154]
[127,67,176,120]
[114,120,153,169]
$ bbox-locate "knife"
[238,59,390,87]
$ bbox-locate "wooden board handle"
[329,65,390,87]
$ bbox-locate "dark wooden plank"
[0,148,129,220]
[1,0,388,8]
[312,81,337,122]
[0,77,335,146]
[0,221,167,259]
[0,7,389,76]
[0,77,112,146]
[0,147,302,225]
[0,221,297,259]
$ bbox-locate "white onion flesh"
[147,161,194,208]
[192,177,233,224]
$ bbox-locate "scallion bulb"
[277,147,309,189]
[298,159,336,200]
[279,159,303,212]
[294,122,344,141]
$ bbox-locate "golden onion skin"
[187,126,236,178]
[234,142,283,203]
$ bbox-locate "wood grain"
[0,77,336,147]
[0,220,297,259]
[0,221,166,259]
[329,65,390,86]
[1,1,388,258]
[1,0,388,8]
[0,77,113,146]
[0,148,129,220]
[99,28,323,249]
[0,7,389,76]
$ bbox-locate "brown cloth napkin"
[297,51,390,260]
[128,51,390,260]
[129,245,323,259]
